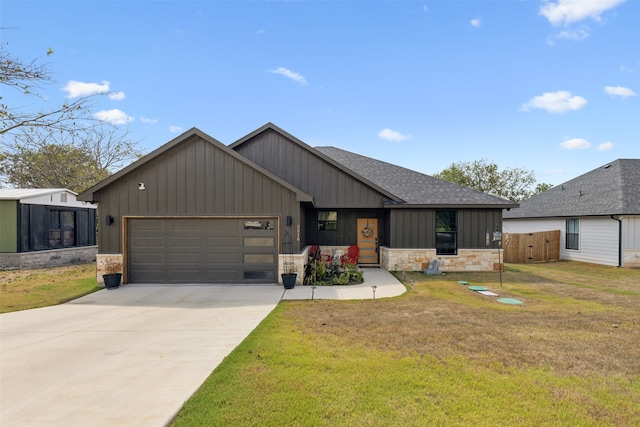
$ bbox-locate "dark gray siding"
[389,208,503,249]
[94,135,300,253]
[304,208,388,247]
[234,129,385,208]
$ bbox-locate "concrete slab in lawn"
[0,285,284,427]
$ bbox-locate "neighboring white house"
[503,159,640,268]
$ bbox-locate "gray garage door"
[127,218,277,284]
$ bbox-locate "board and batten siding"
[503,216,620,266]
[94,136,300,253]
[389,209,503,249]
[303,208,388,247]
[233,129,385,208]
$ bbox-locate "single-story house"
[0,188,97,269]
[503,159,640,268]
[77,123,517,285]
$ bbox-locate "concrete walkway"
[283,268,407,300]
[0,269,405,427]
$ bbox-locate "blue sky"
[3,0,639,186]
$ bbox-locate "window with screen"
[436,210,457,255]
[317,211,338,231]
[566,218,579,250]
[49,210,76,248]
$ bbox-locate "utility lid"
[497,298,523,305]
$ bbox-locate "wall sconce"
[138,182,146,190]
[106,215,114,226]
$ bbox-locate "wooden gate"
[502,230,560,263]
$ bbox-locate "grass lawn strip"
[173,262,640,426]
[0,263,99,313]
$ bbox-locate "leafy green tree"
[434,159,552,203]
[1,142,108,192]
[534,182,554,194]
[1,124,142,192]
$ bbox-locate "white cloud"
[140,117,158,124]
[269,67,307,85]
[597,141,614,151]
[560,138,591,149]
[539,0,626,26]
[169,125,183,133]
[62,80,110,98]
[546,26,590,45]
[470,18,482,28]
[519,90,587,113]
[543,168,566,177]
[604,85,636,97]
[555,27,590,41]
[93,109,133,125]
[108,91,126,101]
[377,128,412,142]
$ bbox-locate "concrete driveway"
[0,285,284,427]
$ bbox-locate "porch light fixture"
[106,215,114,226]
[138,182,146,190]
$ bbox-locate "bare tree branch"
[0,43,145,190]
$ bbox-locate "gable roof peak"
[230,125,404,203]
[77,126,313,203]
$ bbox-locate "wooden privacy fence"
[502,230,560,263]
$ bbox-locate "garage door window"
[244,271,275,280]
[244,237,274,247]
[244,220,275,230]
[244,254,274,263]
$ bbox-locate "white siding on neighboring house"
[503,216,619,266]
[503,218,563,235]
[574,217,619,266]
[622,216,640,249]
[622,216,640,267]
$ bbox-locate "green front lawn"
[173,262,640,426]
[2,261,637,425]
[0,263,100,313]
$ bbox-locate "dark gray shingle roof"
[315,146,516,207]
[504,159,640,218]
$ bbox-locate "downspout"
[611,215,622,267]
